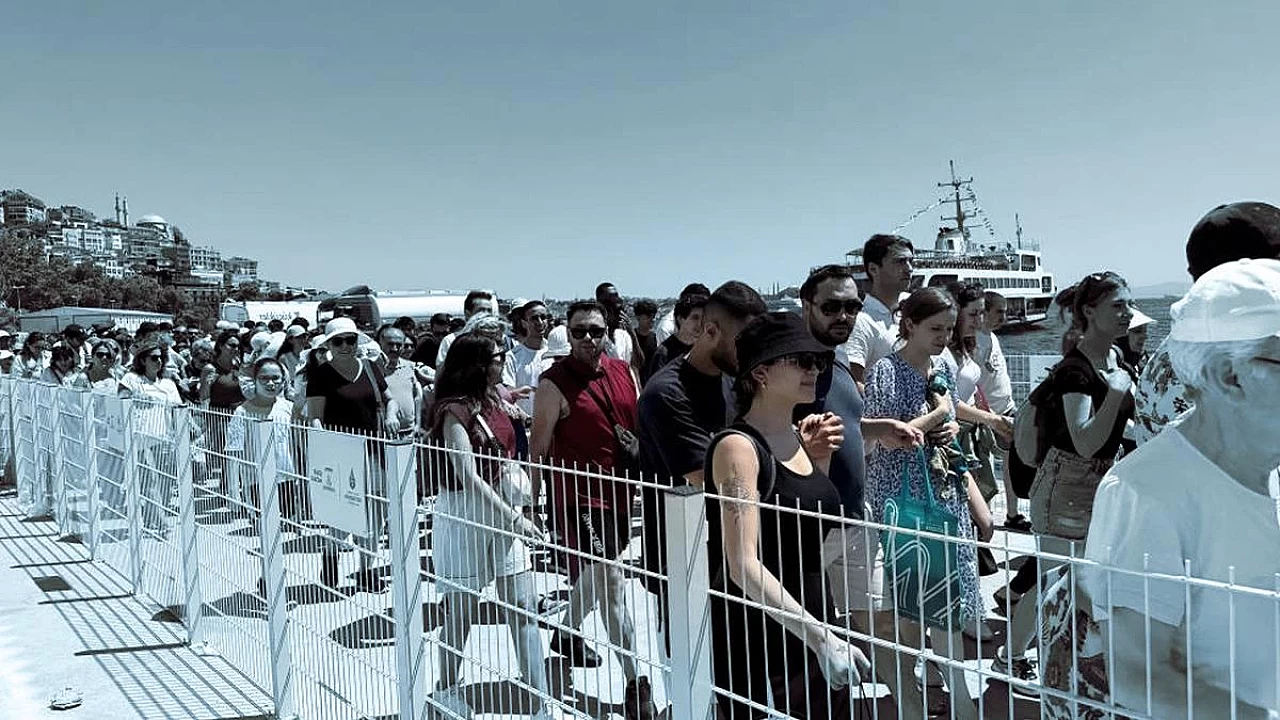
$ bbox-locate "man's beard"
[811,323,850,348]
[709,343,736,375]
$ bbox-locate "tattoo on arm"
[723,475,759,518]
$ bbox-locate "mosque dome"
[136,214,168,227]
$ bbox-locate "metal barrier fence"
[2,370,1276,720]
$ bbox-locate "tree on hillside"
[120,275,165,310]
[233,282,261,301]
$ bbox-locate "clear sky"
[3,0,1277,300]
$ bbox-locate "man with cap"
[0,329,12,353]
[1134,201,1280,444]
[1083,258,1280,720]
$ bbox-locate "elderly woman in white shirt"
[1083,259,1280,719]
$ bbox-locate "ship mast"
[938,159,973,240]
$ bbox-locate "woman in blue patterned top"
[864,287,993,720]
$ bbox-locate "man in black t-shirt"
[636,281,765,659]
[410,313,451,368]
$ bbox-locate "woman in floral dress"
[864,287,994,720]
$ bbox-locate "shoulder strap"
[363,360,385,407]
[704,422,776,501]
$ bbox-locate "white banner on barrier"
[307,432,368,536]
[102,396,127,450]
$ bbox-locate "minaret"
[114,194,121,224]
[122,197,129,227]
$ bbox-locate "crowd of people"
[3,201,1279,720]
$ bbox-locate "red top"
[540,356,638,510]
[438,398,516,490]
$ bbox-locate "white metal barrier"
[2,372,1275,720]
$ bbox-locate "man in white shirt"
[595,282,639,368]
[975,291,1025,529]
[376,326,423,439]
[435,290,494,367]
[845,234,915,382]
[1085,259,1280,719]
[504,300,550,418]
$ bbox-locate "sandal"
[50,687,83,710]
[1003,514,1032,533]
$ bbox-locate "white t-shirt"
[844,294,900,372]
[938,347,982,405]
[1084,428,1280,711]
[435,331,459,368]
[975,330,1015,414]
[606,328,635,366]
[505,342,548,416]
[225,397,296,475]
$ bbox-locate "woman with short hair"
[41,345,88,388]
[13,331,48,379]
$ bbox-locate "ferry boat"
[845,163,1057,325]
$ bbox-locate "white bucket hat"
[1128,308,1156,330]
[1170,258,1280,343]
[544,325,571,359]
[318,317,372,347]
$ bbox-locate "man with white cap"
[1082,258,1280,720]
[1134,201,1280,443]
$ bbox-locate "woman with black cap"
[704,311,869,718]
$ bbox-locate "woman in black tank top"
[704,312,869,718]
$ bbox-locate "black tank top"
[707,425,843,613]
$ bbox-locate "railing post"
[53,387,72,538]
[385,439,427,720]
[122,398,143,594]
[254,420,296,720]
[82,391,102,557]
[33,385,55,519]
[172,407,207,651]
[663,485,714,720]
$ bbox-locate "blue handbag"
[881,446,966,631]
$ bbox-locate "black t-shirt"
[644,335,692,384]
[638,357,727,486]
[1045,348,1135,460]
[306,361,388,433]
[636,331,658,373]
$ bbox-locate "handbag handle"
[897,446,939,508]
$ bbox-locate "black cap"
[735,311,833,377]
[62,324,86,339]
[1186,201,1280,279]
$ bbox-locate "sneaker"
[49,687,83,710]
[992,648,1039,697]
[623,677,657,720]
[550,632,602,668]
[429,686,473,719]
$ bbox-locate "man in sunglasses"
[530,300,656,720]
[799,264,929,716]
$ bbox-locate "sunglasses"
[818,299,863,317]
[145,354,164,362]
[330,335,358,347]
[781,352,830,373]
[569,326,608,340]
[93,351,112,358]
[383,342,407,350]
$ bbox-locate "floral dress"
[864,352,982,624]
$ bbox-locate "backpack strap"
[703,422,776,502]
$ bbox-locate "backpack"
[1011,351,1121,468]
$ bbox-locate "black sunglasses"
[782,352,830,373]
[569,326,608,340]
[93,351,112,358]
[818,299,863,317]
[330,335,358,347]
[145,353,165,362]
